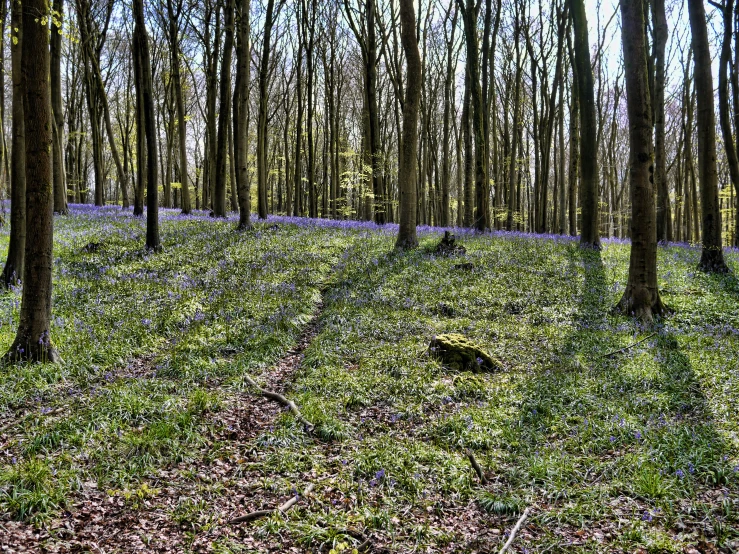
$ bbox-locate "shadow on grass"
[503,244,737,548]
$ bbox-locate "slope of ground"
[0,207,737,553]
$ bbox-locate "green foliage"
[0,211,737,552]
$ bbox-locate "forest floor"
[0,205,738,553]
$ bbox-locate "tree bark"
[718,0,739,248]
[458,0,490,231]
[6,0,60,362]
[652,0,671,243]
[395,0,421,249]
[234,0,250,228]
[1,0,24,288]
[213,0,235,217]
[133,0,160,250]
[688,0,729,272]
[615,0,668,321]
[571,0,600,248]
[257,0,278,219]
[51,0,67,214]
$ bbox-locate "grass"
[0,205,737,552]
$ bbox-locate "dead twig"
[465,449,488,484]
[229,483,315,524]
[498,507,531,554]
[243,374,315,432]
[598,333,656,359]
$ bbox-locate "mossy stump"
[429,333,500,372]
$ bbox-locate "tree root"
[243,374,315,433]
[498,506,531,554]
[229,483,315,524]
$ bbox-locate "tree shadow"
[502,244,737,549]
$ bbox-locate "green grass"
[0,208,737,552]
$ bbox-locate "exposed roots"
[613,285,671,323]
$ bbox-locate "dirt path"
[0,298,328,554]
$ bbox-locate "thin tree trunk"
[1,0,24,287]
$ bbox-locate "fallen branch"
[341,528,371,551]
[498,507,530,554]
[465,449,488,484]
[598,333,656,359]
[229,483,315,524]
[243,374,315,432]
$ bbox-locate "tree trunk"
[652,0,671,243]
[257,0,277,219]
[234,0,250,228]
[395,0,421,249]
[51,0,67,214]
[688,0,729,272]
[1,0,24,288]
[571,0,600,248]
[167,0,191,214]
[5,0,60,362]
[133,0,159,250]
[458,0,490,231]
[615,0,668,321]
[214,0,234,217]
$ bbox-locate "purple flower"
[641,511,653,522]
[375,469,385,480]
[675,469,685,479]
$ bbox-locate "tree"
[257,0,282,219]
[5,0,60,362]
[687,0,729,272]
[716,0,739,248]
[458,0,491,231]
[133,0,160,250]
[213,0,235,217]
[166,0,192,215]
[233,0,250,228]
[395,0,421,249]
[615,0,668,321]
[1,0,24,288]
[652,0,671,243]
[570,0,600,248]
[51,0,68,214]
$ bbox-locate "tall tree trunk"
[6,0,60,362]
[257,0,278,219]
[214,0,234,217]
[293,7,304,218]
[395,0,421,249]
[616,0,668,321]
[234,0,250,228]
[571,0,600,248]
[718,0,739,248]
[458,0,490,231]
[133,36,146,217]
[652,0,671,242]
[462,69,474,227]
[51,0,67,214]
[167,0,191,214]
[1,0,24,288]
[133,0,159,250]
[688,0,729,272]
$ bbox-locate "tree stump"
[435,231,466,256]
